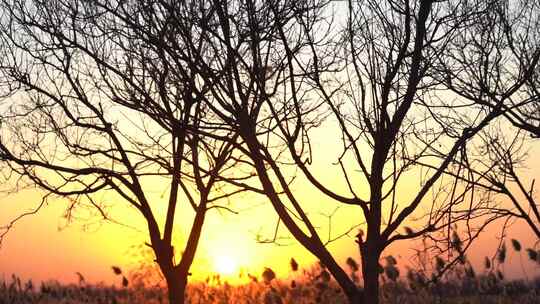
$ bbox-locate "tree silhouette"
[451,128,540,241]
[0,1,538,304]
[438,0,540,138]
[178,0,540,303]
[0,1,254,303]
[435,0,540,242]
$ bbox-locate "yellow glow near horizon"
[1,138,540,285]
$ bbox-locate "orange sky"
[0,192,538,286]
[0,0,538,289]
[1,128,539,286]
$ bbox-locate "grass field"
[2,264,539,304]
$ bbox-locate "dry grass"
[2,264,539,304]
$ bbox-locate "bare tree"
[0,1,537,304]
[438,0,540,134]
[435,0,540,240]
[0,1,253,303]
[447,128,540,241]
[178,0,539,303]
[162,0,366,302]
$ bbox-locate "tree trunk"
[361,247,381,304]
[165,272,187,304]
[346,289,364,304]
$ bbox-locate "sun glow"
[213,255,238,275]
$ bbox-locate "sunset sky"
[1,134,539,286]
[0,4,538,304]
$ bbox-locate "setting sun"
[213,255,238,275]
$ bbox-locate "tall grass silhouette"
[2,245,540,304]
